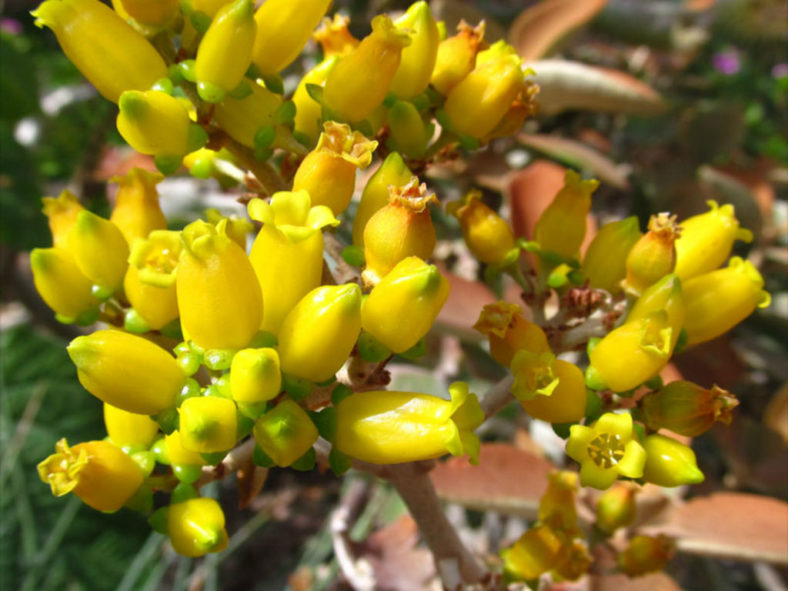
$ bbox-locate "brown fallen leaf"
[509,0,609,61]
[436,266,497,340]
[430,443,555,518]
[590,572,683,591]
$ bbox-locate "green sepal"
[586,337,602,357]
[75,306,100,326]
[644,375,664,390]
[228,80,252,99]
[551,422,573,439]
[434,108,451,130]
[293,130,312,147]
[154,155,183,175]
[54,313,76,325]
[411,92,430,111]
[131,451,157,476]
[399,338,426,360]
[585,389,604,423]
[172,464,202,484]
[290,447,316,471]
[171,482,199,504]
[261,74,284,95]
[357,331,391,362]
[585,365,607,391]
[354,119,375,138]
[245,62,261,80]
[197,80,225,103]
[329,447,351,476]
[151,438,169,465]
[91,283,114,299]
[283,374,313,401]
[341,245,365,267]
[187,123,209,152]
[483,264,501,285]
[168,64,185,84]
[254,125,276,151]
[125,485,153,513]
[177,352,201,377]
[177,378,201,406]
[458,134,480,152]
[673,328,689,354]
[237,401,269,420]
[274,101,296,124]
[148,507,169,533]
[203,348,235,370]
[316,375,337,387]
[632,422,646,442]
[152,77,174,94]
[174,342,192,356]
[311,407,336,442]
[305,83,323,104]
[160,318,183,340]
[200,451,227,465]
[382,92,398,108]
[177,60,197,83]
[331,384,352,406]
[156,407,179,434]
[253,443,275,467]
[190,10,211,34]
[249,331,278,348]
[236,412,255,439]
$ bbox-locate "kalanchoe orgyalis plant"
[29,0,770,586]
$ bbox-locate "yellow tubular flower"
[640,381,738,437]
[248,191,339,335]
[517,357,587,424]
[352,152,413,247]
[538,471,579,532]
[253,399,318,467]
[627,273,685,348]
[30,248,99,322]
[168,498,229,557]
[642,434,705,487]
[213,82,283,149]
[682,257,770,346]
[277,284,362,382]
[322,15,411,123]
[292,122,378,215]
[447,189,516,265]
[362,179,438,287]
[125,230,181,330]
[595,484,636,534]
[204,209,253,249]
[581,216,642,294]
[617,535,675,577]
[313,14,359,57]
[42,189,84,248]
[534,170,598,261]
[675,200,753,280]
[178,396,238,453]
[230,348,281,403]
[38,438,143,512]
[566,412,646,490]
[194,0,256,103]
[68,329,185,414]
[480,84,537,143]
[31,0,168,103]
[293,56,338,147]
[431,20,485,96]
[501,525,563,581]
[473,301,550,367]
[104,402,159,449]
[110,167,167,245]
[164,430,206,467]
[624,213,681,295]
[113,0,178,28]
[177,219,263,350]
[65,210,129,294]
[362,257,450,353]
[443,40,524,139]
[335,382,484,464]
[389,1,439,99]
[251,0,331,75]
[387,100,430,158]
[510,351,560,402]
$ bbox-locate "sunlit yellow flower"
[516,356,587,424]
[30,247,99,323]
[335,382,483,464]
[253,399,318,467]
[38,438,143,512]
[125,230,181,328]
[109,167,166,245]
[501,525,563,581]
[538,471,579,533]
[473,301,550,367]
[566,412,646,489]
[447,189,516,265]
[313,14,358,58]
[178,396,238,453]
[581,216,641,294]
[389,1,439,99]
[65,210,129,295]
[430,20,485,96]
[103,402,159,449]
[624,213,681,295]
[230,348,281,403]
[168,497,229,557]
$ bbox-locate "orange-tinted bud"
[362,178,437,287]
[313,14,358,57]
[41,189,84,248]
[595,484,636,534]
[110,167,166,244]
[624,213,681,295]
[431,20,485,96]
[617,535,675,577]
[473,301,550,367]
[447,189,516,265]
[641,381,738,437]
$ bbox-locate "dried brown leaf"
[509,0,609,60]
[430,443,555,517]
[436,266,497,341]
[590,572,683,591]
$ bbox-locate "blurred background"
[1,0,786,589]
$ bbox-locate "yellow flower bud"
[117,90,205,169]
[322,15,411,123]
[32,0,168,103]
[627,274,685,349]
[389,1,440,99]
[65,210,129,294]
[352,152,413,247]
[253,399,318,467]
[183,0,227,19]
[194,0,256,103]
[362,179,437,287]
[41,189,84,248]
[533,170,598,261]
[675,200,753,280]
[444,40,524,139]
[251,0,331,75]
[38,438,143,512]
[566,412,646,489]
[30,248,99,322]
[431,20,485,96]
[177,219,263,350]
[335,382,483,464]
[581,216,642,294]
[362,257,450,353]
[642,434,704,487]
[387,100,430,158]
[125,231,181,330]
[164,430,206,467]
[624,213,681,295]
[109,167,167,244]
[617,535,675,577]
[104,402,159,449]
[538,470,579,532]
[518,358,587,424]
[293,56,338,147]
[292,122,377,215]
[113,0,178,28]
[640,381,739,437]
[313,14,359,58]
[682,257,770,346]
[479,84,537,143]
[248,190,339,334]
[178,396,238,453]
[68,329,185,414]
[596,483,637,534]
[277,284,362,382]
[167,497,229,557]
[230,348,281,403]
[501,524,563,581]
[447,189,516,265]
[473,301,550,367]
